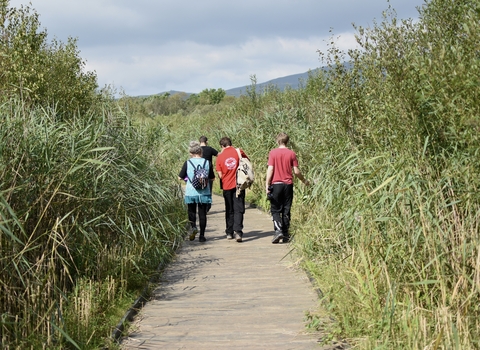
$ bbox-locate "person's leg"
[223,189,234,237]
[233,189,245,241]
[209,179,214,194]
[281,184,294,242]
[188,203,197,228]
[187,203,198,240]
[207,179,214,212]
[198,203,208,242]
[270,184,285,243]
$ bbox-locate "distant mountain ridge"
[224,68,321,97]
[156,68,322,98]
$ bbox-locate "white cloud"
[8,0,424,96]
[84,35,333,95]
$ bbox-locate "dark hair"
[199,136,208,143]
[219,137,232,147]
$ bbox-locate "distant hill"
[225,68,322,97]
[153,68,323,98]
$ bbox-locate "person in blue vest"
[178,141,215,242]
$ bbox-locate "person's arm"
[216,161,223,180]
[178,161,188,181]
[266,165,274,192]
[208,165,215,180]
[293,166,310,186]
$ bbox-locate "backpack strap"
[189,159,207,169]
[235,148,242,162]
[187,159,195,183]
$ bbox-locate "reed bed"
[1,100,186,348]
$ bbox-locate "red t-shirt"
[267,147,298,185]
[216,146,248,190]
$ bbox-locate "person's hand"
[266,185,274,200]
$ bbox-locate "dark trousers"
[270,183,293,234]
[222,188,245,234]
[207,179,214,211]
[188,203,208,236]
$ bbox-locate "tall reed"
[0,99,185,348]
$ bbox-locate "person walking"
[178,141,215,242]
[199,136,218,212]
[215,136,249,243]
[265,132,310,244]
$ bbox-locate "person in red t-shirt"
[266,132,310,243]
[215,137,249,242]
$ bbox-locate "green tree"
[198,88,226,104]
[0,1,99,118]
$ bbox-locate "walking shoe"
[271,231,284,244]
[234,231,243,243]
[226,232,234,240]
[189,227,198,241]
[282,234,290,243]
[199,235,206,242]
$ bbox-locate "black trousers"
[222,188,245,234]
[207,179,214,211]
[188,203,208,236]
[270,183,294,234]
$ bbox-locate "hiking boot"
[271,231,284,244]
[199,235,206,243]
[189,227,198,241]
[234,231,243,243]
[226,232,234,240]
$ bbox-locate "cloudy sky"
[9,0,425,96]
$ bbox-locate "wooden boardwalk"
[121,195,325,349]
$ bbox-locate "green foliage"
[295,0,479,347]
[0,2,99,118]
[117,88,228,120]
[198,88,226,105]
[144,92,189,116]
[0,99,186,348]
